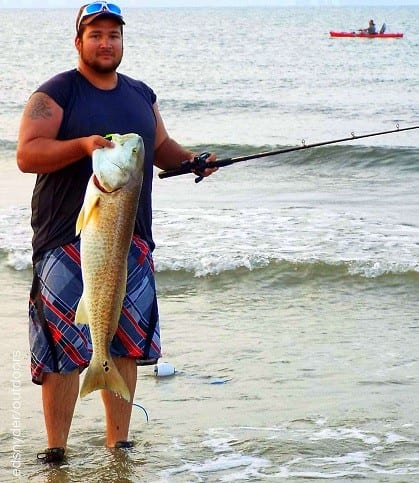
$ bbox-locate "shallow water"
[2,266,418,481]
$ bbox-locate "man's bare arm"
[16,92,112,174]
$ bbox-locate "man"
[359,19,377,35]
[16,2,216,463]
[367,19,377,34]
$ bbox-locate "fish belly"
[77,182,140,401]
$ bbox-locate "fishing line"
[158,124,419,183]
[132,403,149,423]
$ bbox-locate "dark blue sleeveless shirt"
[31,69,157,262]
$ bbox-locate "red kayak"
[330,31,403,39]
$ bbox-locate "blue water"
[0,6,418,482]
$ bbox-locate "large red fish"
[75,133,144,402]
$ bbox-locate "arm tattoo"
[28,94,53,120]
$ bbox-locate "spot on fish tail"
[103,360,110,373]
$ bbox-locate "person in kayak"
[359,19,377,34]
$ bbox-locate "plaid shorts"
[29,235,161,384]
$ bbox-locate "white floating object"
[154,362,176,377]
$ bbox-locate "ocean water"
[1,5,418,482]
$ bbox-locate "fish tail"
[80,356,131,402]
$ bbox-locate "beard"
[79,47,123,74]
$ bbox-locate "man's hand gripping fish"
[75,133,144,402]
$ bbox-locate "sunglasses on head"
[77,2,123,33]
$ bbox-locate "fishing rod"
[158,124,419,183]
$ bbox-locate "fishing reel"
[181,152,211,183]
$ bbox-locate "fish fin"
[76,195,101,234]
[74,295,89,325]
[80,356,131,402]
[75,206,85,236]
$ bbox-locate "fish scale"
[75,133,144,402]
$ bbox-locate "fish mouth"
[93,174,122,193]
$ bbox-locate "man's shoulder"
[36,69,78,107]
[118,72,148,89]
[37,69,78,92]
[118,73,156,102]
